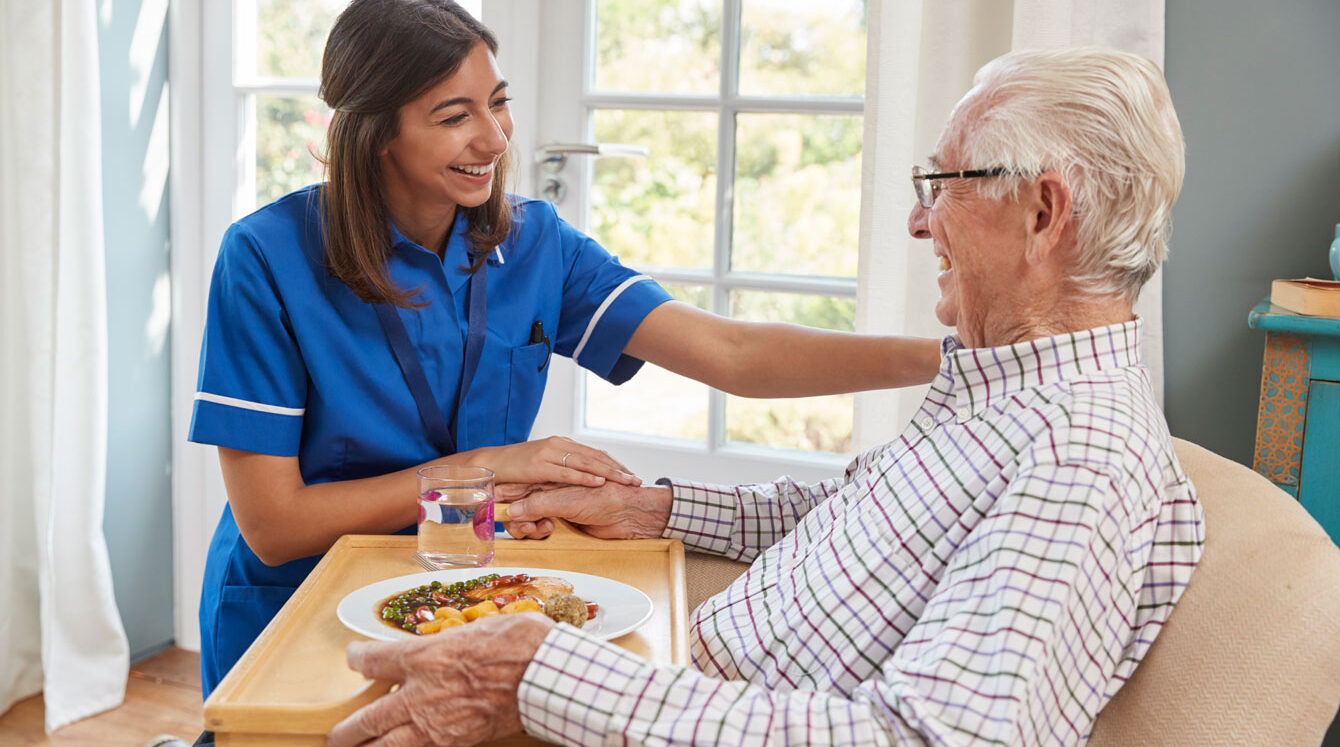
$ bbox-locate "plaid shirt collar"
[938,318,1144,420]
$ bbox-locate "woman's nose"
[908,201,932,239]
[477,113,509,154]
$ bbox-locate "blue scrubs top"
[188,185,671,697]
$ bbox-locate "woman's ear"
[1023,171,1073,264]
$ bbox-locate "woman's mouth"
[938,256,952,272]
[450,162,495,177]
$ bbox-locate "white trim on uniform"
[194,391,305,416]
[571,274,653,362]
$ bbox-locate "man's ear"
[1022,171,1073,265]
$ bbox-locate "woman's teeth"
[938,256,952,272]
[451,163,494,176]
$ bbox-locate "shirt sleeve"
[187,223,307,456]
[518,461,1152,745]
[657,446,881,561]
[543,202,672,385]
[657,474,849,561]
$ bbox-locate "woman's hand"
[471,436,640,495]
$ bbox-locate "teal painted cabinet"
[1249,298,1340,543]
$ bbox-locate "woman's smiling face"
[380,41,513,217]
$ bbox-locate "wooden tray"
[204,529,687,745]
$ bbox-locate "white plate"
[336,567,653,642]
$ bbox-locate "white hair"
[952,47,1186,300]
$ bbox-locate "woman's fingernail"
[508,501,527,520]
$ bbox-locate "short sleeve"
[544,204,672,384]
[188,223,307,456]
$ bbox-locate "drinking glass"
[415,465,495,568]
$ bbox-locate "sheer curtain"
[0,0,130,733]
[854,0,1166,449]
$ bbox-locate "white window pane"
[739,0,867,97]
[725,290,855,454]
[594,0,721,94]
[584,284,709,441]
[256,94,330,205]
[590,109,718,270]
[732,113,863,277]
[252,0,346,79]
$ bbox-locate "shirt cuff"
[517,623,651,745]
[656,478,738,556]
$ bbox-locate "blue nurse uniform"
[187,185,671,697]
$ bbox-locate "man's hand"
[326,613,555,747]
[503,482,673,540]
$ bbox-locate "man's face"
[907,94,1028,345]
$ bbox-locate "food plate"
[336,566,654,642]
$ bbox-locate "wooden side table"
[1248,298,1340,543]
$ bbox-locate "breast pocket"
[505,341,551,443]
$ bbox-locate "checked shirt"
[517,319,1204,745]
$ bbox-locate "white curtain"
[854,0,1166,449]
[0,0,130,733]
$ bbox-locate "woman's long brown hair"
[317,0,512,307]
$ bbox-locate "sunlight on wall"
[128,0,167,128]
[147,268,170,356]
[140,92,168,222]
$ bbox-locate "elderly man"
[327,46,1203,746]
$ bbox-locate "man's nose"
[908,201,932,239]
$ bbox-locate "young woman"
[188,0,940,697]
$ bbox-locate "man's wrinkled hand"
[502,482,673,540]
[326,613,554,747]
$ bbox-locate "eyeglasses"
[911,166,1010,208]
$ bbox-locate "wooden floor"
[0,648,203,746]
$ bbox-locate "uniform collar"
[939,318,1144,420]
[389,213,497,298]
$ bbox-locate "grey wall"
[1163,0,1340,467]
[99,1,175,662]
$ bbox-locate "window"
[540,0,867,465]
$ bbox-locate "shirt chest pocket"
[504,341,551,443]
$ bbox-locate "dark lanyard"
[374,262,487,456]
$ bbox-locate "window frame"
[529,0,865,476]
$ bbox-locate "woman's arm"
[622,301,941,397]
[220,436,638,566]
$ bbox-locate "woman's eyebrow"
[430,80,509,114]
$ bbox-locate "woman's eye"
[491,96,512,109]
[440,114,467,126]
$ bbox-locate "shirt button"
[919,416,934,429]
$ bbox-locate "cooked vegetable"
[500,598,542,615]
[377,572,590,635]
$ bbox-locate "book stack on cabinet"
[1271,278,1340,317]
